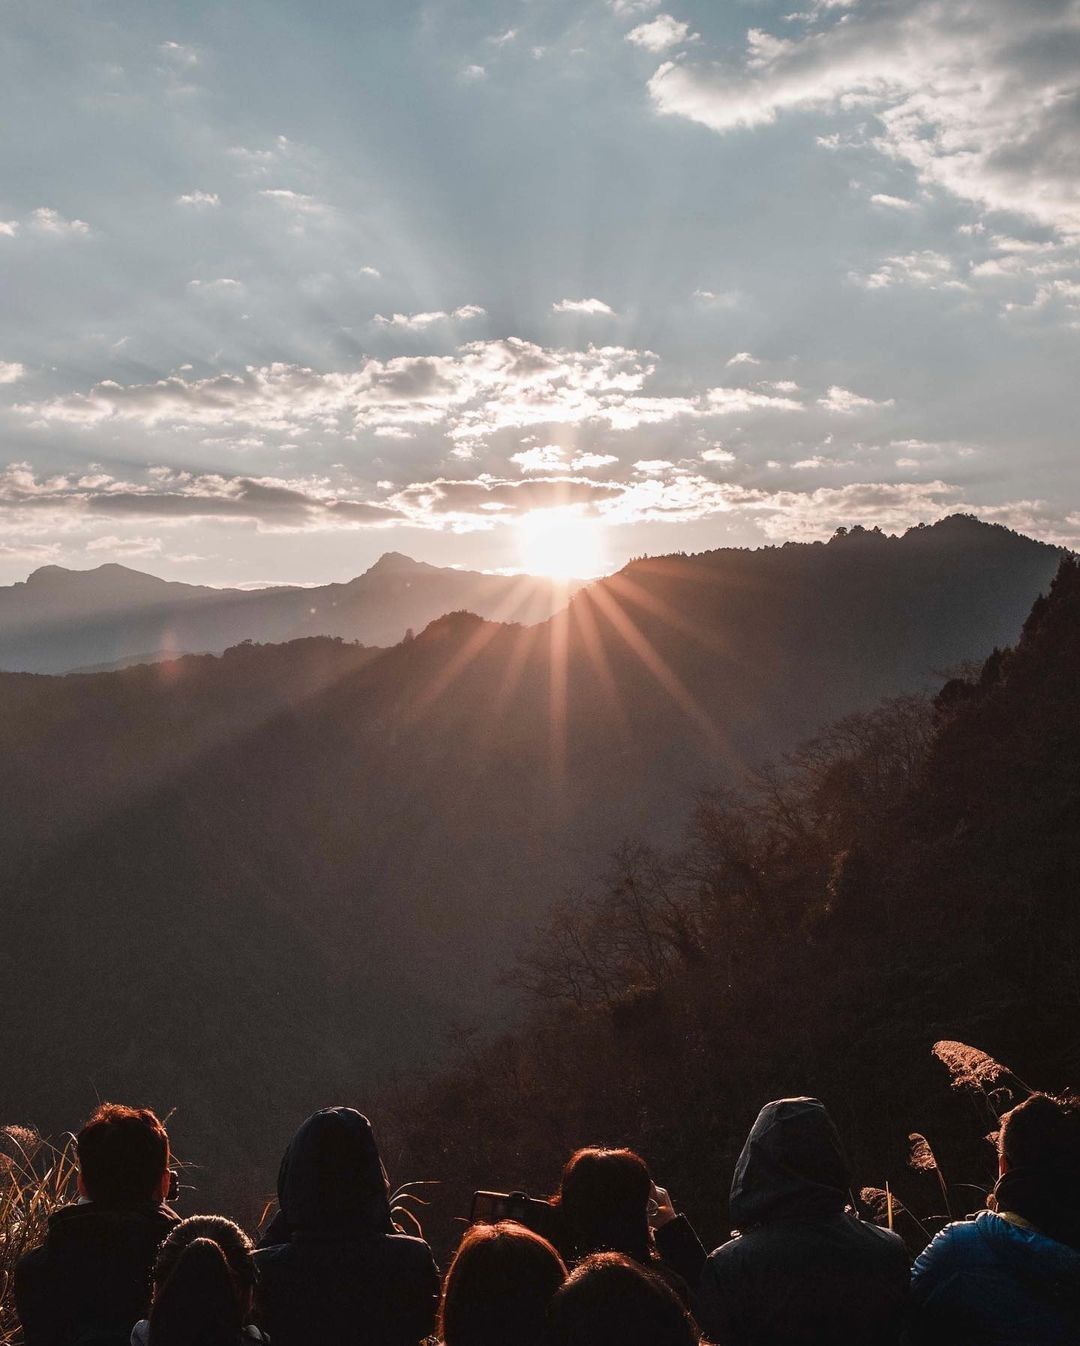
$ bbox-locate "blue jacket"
[907,1211,1080,1344]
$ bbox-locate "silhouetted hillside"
[0,516,1065,1217]
[0,553,581,673]
[382,548,1080,1258]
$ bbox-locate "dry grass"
[0,1127,78,1346]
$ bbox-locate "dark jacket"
[254,1108,438,1346]
[696,1097,909,1346]
[907,1210,1080,1344]
[15,1201,179,1346]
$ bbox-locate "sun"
[516,508,607,580]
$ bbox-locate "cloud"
[30,207,90,236]
[0,462,406,531]
[160,41,198,66]
[706,385,803,414]
[850,250,959,291]
[552,297,616,315]
[356,265,382,278]
[701,444,735,463]
[188,277,243,295]
[18,340,811,452]
[626,15,695,53]
[460,64,487,82]
[85,534,164,557]
[373,305,486,330]
[0,221,19,237]
[0,362,26,384]
[634,459,674,473]
[609,0,661,15]
[511,445,566,473]
[818,385,895,413]
[726,351,759,366]
[488,28,517,46]
[571,452,619,469]
[751,480,961,540]
[647,2,1080,234]
[177,190,219,208]
[693,288,741,307]
[870,193,917,211]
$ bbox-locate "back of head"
[439,1221,566,1346]
[999,1093,1080,1173]
[148,1237,243,1346]
[547,1252,697,1346]
[77,1103,170,1206]
[276,1107,392,1238]
[557,1147,652,1263]
[730,1097,850,1230]
[995,1093,1080,1251]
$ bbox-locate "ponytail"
[148,1237,242,1346]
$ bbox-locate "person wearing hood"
[15,1104,179,1346]
[254,1108,438,1346]
[695,1097,909,1346]
[906,1092,1080,1344]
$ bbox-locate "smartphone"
[470,1189,561,1243]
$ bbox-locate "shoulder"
[846,1215,910,1262]
[911,1216,990,1287]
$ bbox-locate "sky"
[0,0,1078,585]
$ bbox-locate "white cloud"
[647,2,1080,234]
[177,190,220,208]
[460,64,487,82]
[18,340,810,454]
[726,351,759,366]
[706,385,803,414]
[634,459,674,473]
[850,250,958,291]
[511,444,566,472]
[372,426,415,439]
[693,288,741,307]
[626,15,695,53]
[0,221,19,238]
[488,28,517,46]
[188,277,243,294]
[552,297,616,316]
[356,265,382,279]
[765,379,800,393]
[818,385,895,413]
[571,452,619,470]
[870,193,917,211]
[373,305,486,330]
[30,207,90,236]
[0,362,26,384]
[701,444,735,463]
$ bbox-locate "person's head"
[438,1221,567,1346]
[557,1147,652,1263]
[149,1216,256,1346]
[998,1093,1080,1178]
[76,1103,170,1206]
[547,1252,698,1346]
[275,1107,393,1239]
[729,1097,850,1230]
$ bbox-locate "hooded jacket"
[15,1201,180,1346]
[695,1098,909,1346]
[906,1210,1080,1344]
[253,1109,438,1346]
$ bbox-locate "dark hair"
[149,1217,256,1346]
[999,1093,1080,1171]
[547,1252,698,1346]
[556,1147,652,1264]
[77,1103,170,1205]
[438,1221,566,1346]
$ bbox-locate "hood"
[730,1097,850,1229]
[975,1210,1080,1283]
[276,1108,393,1239]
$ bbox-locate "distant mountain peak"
[362,551,431,576]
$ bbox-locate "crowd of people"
[12,1092,1080,1346]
